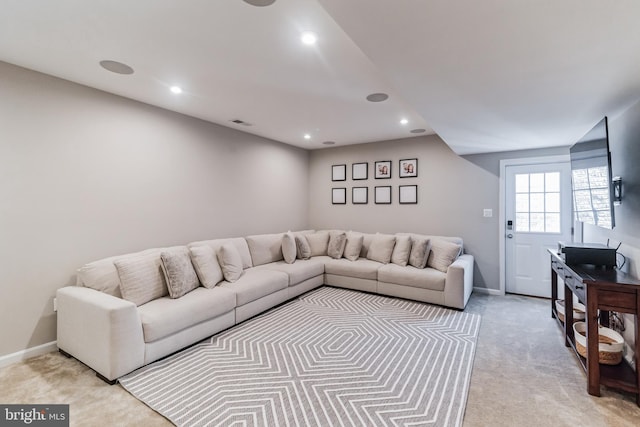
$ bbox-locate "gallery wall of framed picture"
[331,159,419,205]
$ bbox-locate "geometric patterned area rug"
[120,286,481,427]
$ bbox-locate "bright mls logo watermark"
[0,405,68,426]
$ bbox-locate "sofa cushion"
[188,237,252,269]
[295,235,311,260]
[306,231,330,257]
[359,233,376,259]
[219,269,288,306]
[324,258,382,280]
[282,232,297,264]
[189,245,223,288]
[138,286,236,342]
[327,231,347,259]
[257,259,325,285]
[115,252,168,306]
[343,232,364,261]
[378,264,447,291]
[245,233,285,267]
[427,239,462,272]
[160,248,200,299]
[217,243,244,283]
[366,233,396,264]
[409,237,431,269]
[391,235,412,267]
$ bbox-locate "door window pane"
[514,171,563,233]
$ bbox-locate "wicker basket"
[573,322,624,365]
[555,299,586,323]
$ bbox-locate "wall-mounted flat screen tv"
[569,117,615,229]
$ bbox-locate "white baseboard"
[0,341,58,369]
[473,286,503,296]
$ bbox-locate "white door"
[505,162,572,297]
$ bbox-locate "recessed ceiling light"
[400,118,409,125]
[170,86,183,94]
[322,141,336,145]
[304,134,311,140]
[366,93,389,102]
[99,60,134,75]
[301,32,317,45]
[410,128,426,134]
[243,0,276,6]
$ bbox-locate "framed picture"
[352,162,368,180]
[399,185,418,204]
[374,160,392,179]
[399,158,418,178]
[375,186,392,204]
[332,164,346,181]
[352,187,368,204]
[332,188,346,204]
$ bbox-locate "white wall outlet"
[53,297,57,313]
[483,209,493,218]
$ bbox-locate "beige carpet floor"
[1,292,639,426]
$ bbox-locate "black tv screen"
[570,117,615,229]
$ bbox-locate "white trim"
[0,341,58,368]
[499,155,570,296]
[473,286,502,296]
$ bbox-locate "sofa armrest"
[444,254,474,309]
[56,286,145,381]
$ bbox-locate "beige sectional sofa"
[56,230,473,383]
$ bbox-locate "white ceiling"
[1,0,639,154]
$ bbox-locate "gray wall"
[308,136,499,289]
[0,61,309,357]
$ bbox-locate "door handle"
[507,234,513,239]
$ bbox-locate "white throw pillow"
[115,253,168,306]
[343,232,364,261]
[189,245,223,288]
[427,239,462,272]
[305,231,330,257]
[282,232,297,264]
[391,235,412,267]
[217,243,244,282]
[327,231,347,259]
[160,248,200,299]
[295,235,311,260]
[366,233,396,264]
[409,237,431,269]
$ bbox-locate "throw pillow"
[160,248,200,298]
[295,235,311,260]
[366,233,396,264]
[189,245,223,288]
[115,253,168,306]
[327,231,347,259]
[343,232,364,261]
[391,235,412,267]
[409,237,431,269]
[216,243,244,282]
[428,239,462,272]
[282,232,297,264]
[305,231,330,257]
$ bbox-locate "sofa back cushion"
[245,233,285,267]
[306,231,330,257]
[396,233,463,256]
[160,248,200,298]
[281,232,297,264]
[189,245,224,288]
[427,239,463,272]
[391,235,412,266]
[327,231,347,259]
[115,252,169,306]
[188,237,252,269]
[343,232,364,261]
[217,243,244,282]
[366,233,396,264]
[359,233,376,259]
[408,237,431,269]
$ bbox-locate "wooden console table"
[549,249,640,405]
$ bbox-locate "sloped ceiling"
[1,0,639,154]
